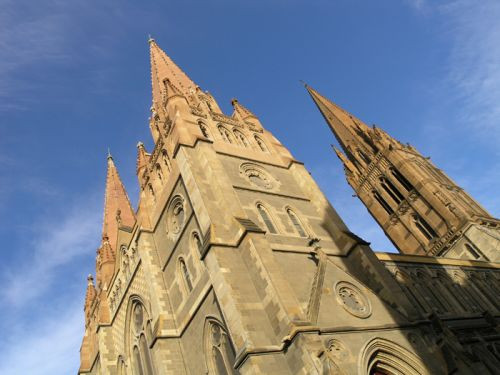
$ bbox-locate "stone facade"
[78,39,500,374]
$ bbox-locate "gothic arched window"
[379,177,404,204]
[257,203,277,234]
[465,244,481,260]
[373,190,394,215]
[411,214,437,241]
[390,168,413,191]
[148,184,156,203]
[234,130,249,147]
[161,150,171,172]
[218,125,234,144]
[155,164,163,183]
[254,136,268,152]
[192,232,203,255]
[286,208,307,237]
[179,257,193,293]
[129,302,155,375]
[199,122,211,139]
[357,149,371,164]
[204,319,238,375]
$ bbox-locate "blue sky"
[0,1,499,373]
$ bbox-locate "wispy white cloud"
[0,193,101,306]
[441,0,500,145]
[0,300,84,375]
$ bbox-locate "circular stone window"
[166,195,185,235]
[239,163,277,190]
[334,281,372,318]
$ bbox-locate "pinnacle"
[102,155,136,251]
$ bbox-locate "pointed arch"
[161,149,171,172]
[360,338,427,375]
[178,256,193,293]
[218,125,234,144]
[285,207,307,237]
[203,317,238,375]
[155,163,163,184]
[390,167,413,191]
[256,203,278,234]
[233,129,249,147]
[411,214,437,242]
[124,296,156,375]
[192,231,204,255]
[373,190,394,215]
[198,121,212,139]
[379,176,404,204]
[254,135,268,152]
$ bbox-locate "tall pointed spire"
[305,85,372,156]
[149,38,196,110]
[102,153,136,251]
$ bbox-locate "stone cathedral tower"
[306,86,500,262]
[79,40,500,375]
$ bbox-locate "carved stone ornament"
[325,339,349,362]
[334,281,372,318]
[239,162,278,190]
[166,195,185,236]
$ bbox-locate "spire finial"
[148,34,154,44]
[299,80,307,88]
[107,148,112,160]
[87,274,94,285]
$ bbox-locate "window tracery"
[411,214,437,241]
[204,319,237,375]
[199,121,211,139]
[233,129,249,147]
[129,301,155,375]
[218,125,234,144]
[286,208,307,237]
[373,190,394,215]
[379,176,404,204]
[256,203,277,234]
[254,135,268,152]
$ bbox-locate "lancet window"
[179,257,193,293]
[357,149,371,164]
[161,150,171,172]
[130,302,155,375]
[148,184,156,203]
[254,136,268,152]
[379,177,404,204]
[155,164,163,183]
[192,232,203,255]
[199,122,211,139]
[411,214,437,241]
[373,190,394,215]
[234,130,249,147]
[286,208,307,237]
[218,125,234,144]
[204,319,238,375]
[257,203,277,234]
[390,167,413,191]
[465,244,481,260]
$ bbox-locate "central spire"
[305,85,372,157]
[149,38,197,110]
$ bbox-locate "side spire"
[305,85,372,157]
[102,152,136,251]
[231,98,258,120]
[149,38,196,110]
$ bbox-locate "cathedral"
[78,39,500,374]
